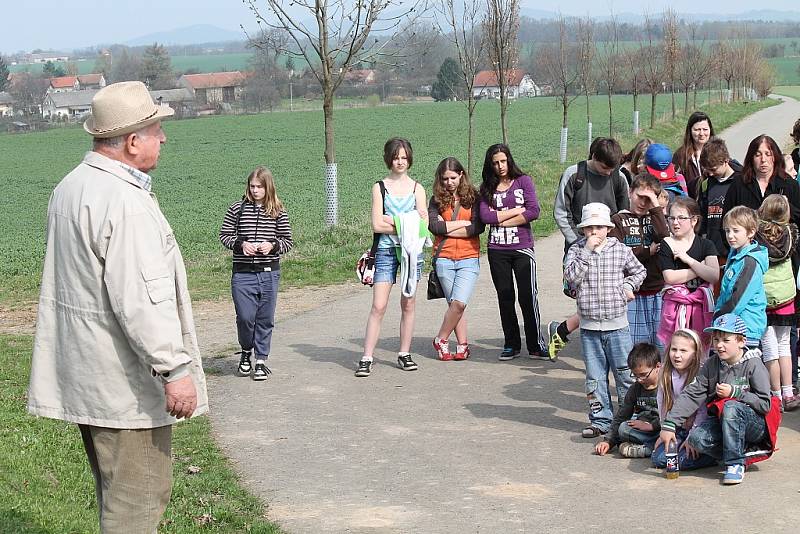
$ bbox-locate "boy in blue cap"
[658,314,774,485]
[645,143,688,201]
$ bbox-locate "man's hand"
[594,441,611,456]
[715,382,733,398]
[242,241,258,256]
[164,375,197,419]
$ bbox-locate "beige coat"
[28,151,208,429]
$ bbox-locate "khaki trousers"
[79,424,172,534]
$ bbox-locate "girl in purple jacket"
[478,144,547,360]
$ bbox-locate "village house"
[47,76,80,93]
[150,88,196,117]
[344,69,376,86]
[77,74,106,90]
[41,89,98,119]
[0,92,15,116]
[472,69,541,100]
[178,71,246,106]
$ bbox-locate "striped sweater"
[219,200,293,271]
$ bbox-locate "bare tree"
[677,23,711,113]
[663,9,679,119]
[639,14,665,128]
[484,0,520,145]
[622,47,645,134]
[577,17,595,146]
[245,0,427,226]
[596,15,621,136]
[436,0,487,175]
[538,15,579,163]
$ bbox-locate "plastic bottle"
[665,440,679,479]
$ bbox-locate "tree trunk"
[650,92,657,129]
[608,92,613,136]
[684,86,690,114]
[562,93,568,128]
[467,99,475,177]
[671,83,676,119]
[323,85,338,226]
[500,88,508,145]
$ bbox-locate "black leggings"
[487,247,545,353]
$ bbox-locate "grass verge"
[0,334,283,533]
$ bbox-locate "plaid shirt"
[118,162,152,192]
[564,236,646,323]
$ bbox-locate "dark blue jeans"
[687,401,767,466]
[231,270,280,359]
[651,427,717,470]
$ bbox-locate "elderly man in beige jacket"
[27,81,208,533]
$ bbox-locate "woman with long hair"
[219,166,293,381]
[722,134,800,228]
[478,144,547,360]
[620,138,653,185]
[673,111,715,197]
[428,157,485,361]
[356,137,428,377]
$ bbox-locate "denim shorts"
[374,246,424,284]
[435,257,480,304]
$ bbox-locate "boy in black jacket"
[595,343,662,458]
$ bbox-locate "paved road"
[201,96,800,533]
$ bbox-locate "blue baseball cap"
[704,313,747,337]
[645,143,673,171]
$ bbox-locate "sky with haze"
[1,0,795,55]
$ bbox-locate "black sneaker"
[237,350,252,376]
[252,362,271,381]
[396,354,418,371]
[355,359,372,377]
[498,348,520,361]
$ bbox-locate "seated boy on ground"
[595,343,662,458]
[659,314,773,485]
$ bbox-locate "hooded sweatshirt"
[661,350,771,433]
[715,241,769,342]
[698,171,740,257]
[756,223,798,312]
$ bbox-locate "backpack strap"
[235,196,247,235]
[572,160,588,192]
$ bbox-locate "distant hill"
[124,24,245,47]
[520,8,800,22]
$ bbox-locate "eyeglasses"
[666,215,695,223]
[630,367,657,381]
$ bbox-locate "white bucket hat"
[83,81,174,138]
[576,202,615,228]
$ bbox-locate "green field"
[0,335,282,533]
[0,92,775,306]
[768,56,800,85]
[773,85,800,100]
[8,53,254,76]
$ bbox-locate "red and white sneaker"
[454,343,470,361]
[433,337,452,361]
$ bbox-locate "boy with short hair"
[610,174,670,347]
[698,137,741,259]
[548,138,629,359]
[564,203,647,438]
[595,343,662,458]
[659,314,775,485]
[716,206,768,348]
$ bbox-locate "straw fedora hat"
[83,81,174,138]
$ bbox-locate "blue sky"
[1,0,795,55]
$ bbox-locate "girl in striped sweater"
[219,167,293,381]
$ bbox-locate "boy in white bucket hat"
[564,202,647,439]
[28,81,207,533]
